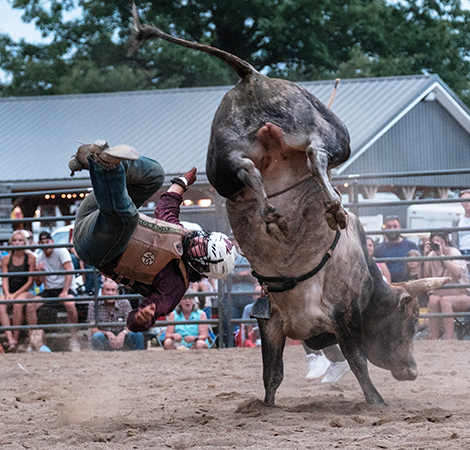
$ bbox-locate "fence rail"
[1,167,470,347]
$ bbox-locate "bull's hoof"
[325,203,348,230]
[266,222,287,241]
[264,210,289,240]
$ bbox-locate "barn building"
[0,74,469,239]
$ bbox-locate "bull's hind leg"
[257,308,286,405]
[333,307,387,405]
[235,157,289,239]
[306,143,347,230]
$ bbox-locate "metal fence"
[0,167,469,349]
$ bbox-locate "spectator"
[420,231,470,339]
[403,249,428,308]
[373,216,419,282]
[366,237,391,284]
[87,278,143,351]
[0,230,36,352]
[452,189,470,257]
[237,284,263,347]
[222,244,258,345]
[164,293,209,350]
[26,231,81,352]
[26,330,52,353]
[68,227,101,296]
[304,344,350,383]
[191,278,215,318]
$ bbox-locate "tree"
[1,0,470,106]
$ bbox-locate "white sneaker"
[305,353,331,381]
[321,360,350,383]
[70,340,81,352]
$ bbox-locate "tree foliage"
[1,0,470,105]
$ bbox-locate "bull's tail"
[129,4,256,79]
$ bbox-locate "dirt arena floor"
[1,340,470,449]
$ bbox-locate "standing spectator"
[374,216,419,282]
[26,231,81,352]
[0,230,36,352]
[420,231,470,340]
[304,344,350,383]
[366,237,391,284]
[87,278,143,351]
[452,189,470,257]
[164,293,209,350]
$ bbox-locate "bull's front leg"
[236,157,289,239]
[257,307,286,405]
[333,307,387,406]
[306,143,347,230]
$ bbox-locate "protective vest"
[113,213,189,289]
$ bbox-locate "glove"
[171,167,197,191]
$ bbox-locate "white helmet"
[184,231,237,279]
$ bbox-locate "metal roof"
[0,74,468,188]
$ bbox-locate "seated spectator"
[68,227,102,296]
[164,293,209,350]
[237,302,258,347]
[87,278,144,351]
[26,231,81,352]
[452,189,470,257]
[403,249,428,308]
[190,278,215,318]
[374,216,418,282]
[420,231,470,340]
[366,237,391,284]
[26,330,52,353]
[222,244,259,346]
[0,230,36,352]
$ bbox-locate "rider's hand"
[134,304,156,325]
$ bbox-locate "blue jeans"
[91,331,144,351]
[74,156,165,267]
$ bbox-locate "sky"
[1,0,470,43]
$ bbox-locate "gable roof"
[0,74,468,189]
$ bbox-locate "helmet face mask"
[183,231,237,279]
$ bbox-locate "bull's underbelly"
[270,287,335,341]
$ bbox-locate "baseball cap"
[38,231,52,241]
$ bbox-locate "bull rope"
[252,230,341,293]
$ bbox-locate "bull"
[130,8,449,406]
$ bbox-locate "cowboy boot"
[68,140,139,177]
[68,144,91,177]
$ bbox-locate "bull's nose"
[391,366,418,381]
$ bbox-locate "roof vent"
[424,92,436,102]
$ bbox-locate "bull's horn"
[402,277,451,297]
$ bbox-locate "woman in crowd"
[366,237,391,284]
[164,289,209,350]
[403,249,429,308]
[420,231,470,339]
[1,230,36,351]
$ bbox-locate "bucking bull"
[131,8,449,406]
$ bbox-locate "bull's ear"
[397,292,414,310]
[401,277,451,297]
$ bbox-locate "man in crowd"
[69,139,237,333]
[87,278,144,351]
[373,215,419,282]
[26,231,81,351]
